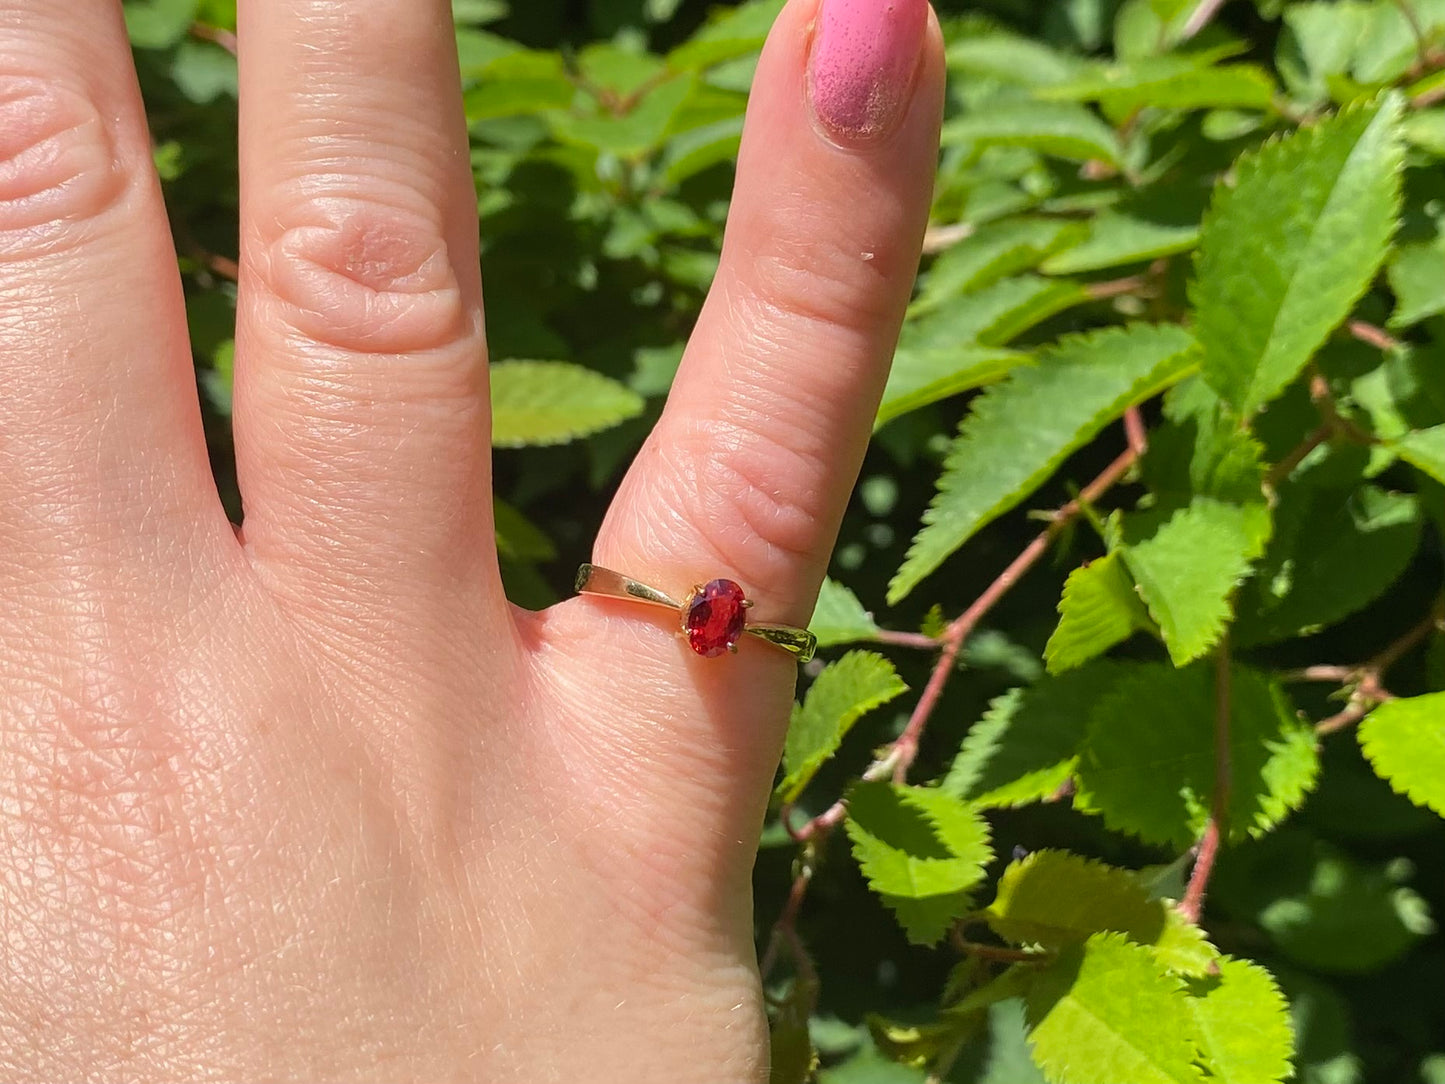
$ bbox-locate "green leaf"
[490,361,645,447]
[666,0,784,71]
[943,663,1125,809]
[1191,95,1404,414]
[941,101,1124,168]
[902,275,1090,351]
[1120,496,1271,666]
[124,0,198,49]
[1388,236,1445,328]
[1185,958,1295,1084]
[891,323,1197,603]
[1359,692,1445,818]
[945,33,1092,86]
[845,783,993,945]
[807,578,882,649]
[661,115,744,185]
[1394,425,1445,483]
[1075,663,1319,848]
[769,977,819,1084]
[1025,933,1206,1084]
[875,346,1025,429]
[1038,60,1277,113]
[986,851,1217,975]
[1213,829,1432,973]
[1039,212,1198,275]
[911,219,1088,314]
[777,652,907,804]
[1045,552,1153,674]
[464,49,575,121]
[549,75,695,157]
[493,497,557,563]
[1235,485,1421,645]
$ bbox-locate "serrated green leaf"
[1394,425,1445,483]
[903,275,1091,351]
[1185,958,1295,1084]
[807,579,882,649]
[912,219,1088,315]
[1038,59,1277,112]
[1359,692,1445,818]
[490,361,644,447]
[891,323,1198,603]
[1026,933,1207,1084]
[1389,236,1445,328]
[875,347,1025,429]
[1121,496,1271,666]
[1192,95,1404,414]
[986,851,1217,975]
[1040,212,1198,275]
[661,115,744,185]
[1278,2,1370,102]
[1075,663,1319,848]
[778,652,907,803]
[1236,485,1421,645]
[846,783,993,945]
[1045,552,1153,673]
[943,663,1126,808]
[941,101,1124,167]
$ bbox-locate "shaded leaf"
[1075,663,1319,848]
[943,663,1126,808]
[1039,59,1277,113]
[846,783,993,945]
[1040,212,1198,275]
[1388,236,1445,328]
[1192,95,1404,414]
[912,219,1088,314]
[891,323,1198,603]
[777,652,907,804]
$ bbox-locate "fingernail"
[807,0,929,144]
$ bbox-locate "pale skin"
[0,0,943,1079]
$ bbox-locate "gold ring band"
[574,564,817,663]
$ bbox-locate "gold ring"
[574,564,817,663]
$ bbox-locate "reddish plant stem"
[1347,319,1404,352]
[759,857,815,981]
[873,628,945,650]
[190,22,237,54]
[891,444,1142,783]
[1264,422,1332,488]
[1181,641,1233,923]
[1086,274,1150,301]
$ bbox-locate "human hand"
[0,0,942,1078]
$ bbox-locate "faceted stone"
[683,578,748,657]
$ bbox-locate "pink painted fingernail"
[808,0,929,144]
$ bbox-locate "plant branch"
[1181,0,1228,41]
[890,442,1143,783]
[1347,319,1404,352]
[190,22,237,54]
[1181,640,1232,923]
[873,628,946,650]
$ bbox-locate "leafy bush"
[134,0,1445,1080]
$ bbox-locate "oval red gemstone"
[683,578,748,658]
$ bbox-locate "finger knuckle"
[662,416,829,599]
[743,226,898,334]
[251,193,474,356]
[0,76,127,259]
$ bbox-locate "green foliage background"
[131,0,1445,1079]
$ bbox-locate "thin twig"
[1124,406,1149,457]
[1086,274,1151,301]
[891,444,1141,783]
[922,222,975,255]
[873,628,945,651]
[1348,319,1404,352]
[1180,641,1232,922]
[1391,0,1433,74]
[1180,0,1228,41]
[190,22,237,55]
[1264,422,1332,488]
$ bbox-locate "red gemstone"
[683,579,748,658]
